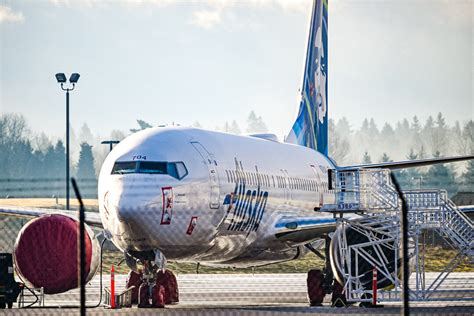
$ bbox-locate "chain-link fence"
[0,177,473,315]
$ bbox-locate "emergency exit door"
[191,142,220,209]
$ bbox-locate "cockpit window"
[139,161,167,174]
[111,161,188,180]
[111,161,137,174]
[175,162,188,179]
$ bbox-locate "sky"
[0,0,473,141]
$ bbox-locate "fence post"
[111,265,115,309]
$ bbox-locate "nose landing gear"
[126,250,179,308]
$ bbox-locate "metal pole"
[390,173,409,316]
[72,178,86,316]
[66,89,70,210]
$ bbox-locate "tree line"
[0,114,98,198]
[0,111,472,198]
[329,113,473,196]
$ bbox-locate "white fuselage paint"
[98,127,336,268]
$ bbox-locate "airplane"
[1,0,473,308]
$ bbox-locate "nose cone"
[109,177,162,224]
[103,176,165,251]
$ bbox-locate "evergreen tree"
[381,123,395,138]
[329,119,350,164]
[360,119,370,138]
[229,120,241,134]
[424,151,457,196]
[41,142,65,196]
[110,129,126,141]
[362,151,372,164]
[418,145,426,159]
[397,149,422,190]
[407,148,417,160]
[52,140,66,179]
[76,143,97,198]
[192,121,202,128]
[246,111,268,133]
[79,123,94,144]
[130,119,153,133]
[223,122,230,132]
[368,118,379,136]
[460,160,474,192]
[421,115,435,155]
[76,143,96,180]
[381,153,392,162]
[461,120,474,154]
[432,112,448,155]
[411,116,421,134]
[336,117,352,136]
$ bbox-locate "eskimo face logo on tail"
[222,160,268,233]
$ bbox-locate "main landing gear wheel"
[307,269,325,306]
[126,270,143,305]
[156,269,179,304]
[306,235,339,307]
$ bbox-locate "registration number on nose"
[132,155,147,160]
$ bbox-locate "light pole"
[56,72,80,210]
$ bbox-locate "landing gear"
[306,235,347,307]
[307,269,325,306]
[126,270,143,305]
[128,250,179,308]
[138,280,165,308]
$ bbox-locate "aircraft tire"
[126,270,143,305]
[152,285,165,308]
[307,269,325,306]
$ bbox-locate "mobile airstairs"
[321,168,473,303]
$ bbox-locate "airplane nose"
[108,178,163,225]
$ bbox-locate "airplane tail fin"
[286,0,328,156]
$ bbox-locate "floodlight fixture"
[69,73,80,84]
[55,71,81,210]
[55,73,67,83]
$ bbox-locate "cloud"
[47,0,311,29]
[191,9,222,29]
[0,5,25,24]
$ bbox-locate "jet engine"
[329,223,399,290]
[13,214,100,294]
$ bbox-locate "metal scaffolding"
[323,168,473,303]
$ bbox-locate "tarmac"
[1,273,473,315]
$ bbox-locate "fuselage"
[98,127,336,267]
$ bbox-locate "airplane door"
[191,142,220,209]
